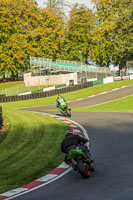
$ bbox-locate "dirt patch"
[0,118,8,143]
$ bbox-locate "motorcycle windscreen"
[69,149,82,159]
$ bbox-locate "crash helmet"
[66,129,73,135]
[58,94,62,99]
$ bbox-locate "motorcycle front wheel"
[77,159,90,178]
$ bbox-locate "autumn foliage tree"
[0,0,132,80]
[64,4,95,64]
[0,0,65,80]
[38,8,65,60]
[111,0,133,68]
[89,0,133,68]
[0,0,42,79]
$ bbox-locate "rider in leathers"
[61,130,94,170]
[56,94,66,108]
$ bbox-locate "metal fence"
[0,106,2,127]
[0,82,93,103]
[30,57,111,74]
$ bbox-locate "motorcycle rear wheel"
[67,109,71,117]
[77,160,90,178]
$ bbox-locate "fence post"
[0,106,3,127]
[0,81,94,103]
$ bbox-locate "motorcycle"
[58,101,71,117]
[66,145,94,178]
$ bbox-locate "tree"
[89,0,117,67]
[111,0,133,69]
[0,0,66,79]
[36,7,65,60]
[44,0,71,11]
[64,4,95,64]
[0,0,42,80]
[89,0,133,68]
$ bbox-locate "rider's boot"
[59,108,64,114]
[64,155,71,165]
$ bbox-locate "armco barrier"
[93,78,103,86]
[32,89,43,94]
[0,106,2,127]
[55,84,66,89]
[0,82,93,103]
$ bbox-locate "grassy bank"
[0,81,51,96]
[0,109,69,193]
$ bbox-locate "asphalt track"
[14,85,133,200]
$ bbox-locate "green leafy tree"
[89,0,117,67]
[36,7,65,60]
[90,0,133,68]
[64,4,95,64]
[111,0,133,69]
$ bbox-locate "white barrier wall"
[24,73,78,87]
[18,91,32,96]
[130,75,133,79]
[114,76,121,81]
[103,76,114,84]
[87,78,97,82]
[122,76,130,80]
[43,86,55,92]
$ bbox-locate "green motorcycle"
[58,98,71,117]
[67,146,94,178]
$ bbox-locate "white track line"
[78,94,133,108]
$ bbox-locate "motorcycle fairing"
[69,149,83,159]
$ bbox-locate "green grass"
[0,81,24,90]
[62,79,133,101]
[0,109,69,193]
[1,79,133,97]
[0,81,52,96]
[0,79,133,193]
[73,95,133,113]
[1,79,133,110]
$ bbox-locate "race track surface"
[14,86,133,200]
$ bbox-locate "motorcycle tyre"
[59,108,65,116]
[67,109,71,117]
[63,111,67,117]
[77,160,90,179]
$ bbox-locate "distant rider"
[56,94,66,108]
[61,129,94,170]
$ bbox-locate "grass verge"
[0,109,69,193]
[73,95,133,113]
[0,81,52,96]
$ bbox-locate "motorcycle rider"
[61,129,94,170]
[56,94,67,113]
[56,94,66,107]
